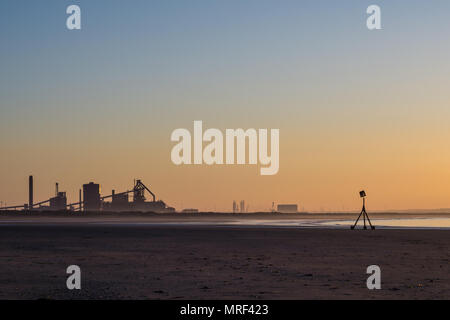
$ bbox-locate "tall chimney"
[79,189,82,212]
[28,175,33,209]
[55,183,59,196]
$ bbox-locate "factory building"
[129,200,168,212]
[49,192,67,210]
[83,182,101,211]
[2,175,174,213]
[277,204,298,213]
[102,190,130,212]
[111,190,129,211]
[102,180,175,213]
[103,197,174,213]
[48,183,67,211]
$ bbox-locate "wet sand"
[0,219,449,299]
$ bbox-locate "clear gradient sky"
[2,0,450,212]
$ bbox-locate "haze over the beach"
[2,0,450,212]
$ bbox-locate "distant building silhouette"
[277,204,298,213]
[3,175,174,213]
[49,192,67,210]
[240,200,245,213]
[83,182,101,211]
[110,189,129,211]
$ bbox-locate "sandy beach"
[0,214,449,300]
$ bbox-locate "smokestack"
[79,189,82,212]
[28,175,33,209]
[55,183,59,196]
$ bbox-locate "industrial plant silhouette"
[0,175,303,214]
[0,176,175,213]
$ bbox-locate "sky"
[2,0,450,212]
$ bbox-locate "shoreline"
[1,212,450,229]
